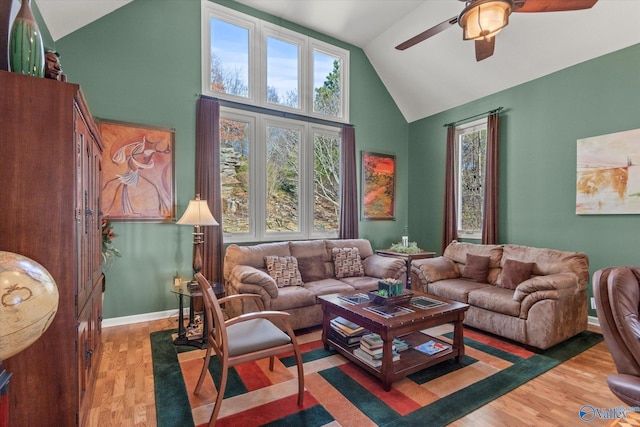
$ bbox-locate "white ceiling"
[36,0,640,123]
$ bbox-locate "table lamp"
[176,194,218,281]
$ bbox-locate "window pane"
[267,37,299,108]
[266,126,300,232]
[313,133,340,232]
[313,51,341,117]
[458,129,487,234]
[210,18,249,97]
[220,119,250,233]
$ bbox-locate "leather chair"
[193,272,304,426]
[593,266,640,406]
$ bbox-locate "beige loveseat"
[224,239,406,330]
[411,241,589,349]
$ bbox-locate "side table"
[171,281,225,349]
[376,250,435,289]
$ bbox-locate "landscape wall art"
[576,128,640,214]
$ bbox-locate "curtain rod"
[443,107,503,128]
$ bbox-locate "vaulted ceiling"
[37,0,640,122]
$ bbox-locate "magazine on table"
[414,340,450,355]
[338,293,370,305]
[410,296,446,310]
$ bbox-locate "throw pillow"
[264,255,302,287]
[332,247,365,279]
[461,254,490,283]
[296,256,326,283]
[501,259,534,290]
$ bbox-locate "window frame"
[455,118,487,240]
[201,1,350,122]
[220,106,341,243]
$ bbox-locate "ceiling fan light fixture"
[460,0,512,41]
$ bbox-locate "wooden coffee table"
[318,290,469,391]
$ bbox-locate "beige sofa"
[224,239,406,330]
[411,241,589,349]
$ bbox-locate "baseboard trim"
[103,309,185,328]
[588,315,600,328]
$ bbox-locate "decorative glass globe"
[0,251,59,360]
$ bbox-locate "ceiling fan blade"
[395,16,458,50]
[475,38,495,62]
[514,0,598,13]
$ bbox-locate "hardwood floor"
[87,320,623,426]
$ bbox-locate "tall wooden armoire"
[0,70,104,426]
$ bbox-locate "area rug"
[151,325,602,427]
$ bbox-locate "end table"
[376,250,435,289]
[171,281,225,349]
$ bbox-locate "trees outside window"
[202,2,349,121]
[204,2,346,242]
[456,119,487,238]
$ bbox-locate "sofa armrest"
[229,265,278,298]
[411,256,460,288]
[362,254,406,281]
[513,272,578,302]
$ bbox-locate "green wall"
[52,0,409,319]
[408,43,640,317]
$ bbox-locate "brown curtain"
[339,125,358,239]
[442,125,458,254]
[195,97,224,283]
[482,112,499,244]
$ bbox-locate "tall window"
[220,109,341,242]
[201,2,349,122]
[456,119,487,238]
[204,2,347,242]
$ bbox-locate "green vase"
[9,0,44,77]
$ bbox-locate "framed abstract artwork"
[98,119,175,222]
[577,128,640,214]
[361,151,396,220]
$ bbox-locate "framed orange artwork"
[98,119,175,222]
[361,151,396,221]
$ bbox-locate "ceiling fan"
[395,0,599,61]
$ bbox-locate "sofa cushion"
[337,276,379,291]
[264,255,303,287]
[428,278,490,303]
[302,278,355,297]
[326,239,374,258]
[444,240,503,268]
[413,257,460,283]
[461,254,490,283]
[444,241,503,285]
[224,242,291,280]
[332,247,365,278]
[501,259,534,290]
[269,285,316,311]
[468,286,521,317]
[296,256,328,283]
[501,244,589,291]
[229,265,278,298]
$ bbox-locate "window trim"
[220,105,341,243]
[455,118,487,240]
[201,1,349,123]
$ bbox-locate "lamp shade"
[460,0,511,41]
[176,196,218,226]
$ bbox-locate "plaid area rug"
[151,325,602,427]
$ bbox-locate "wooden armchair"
[193,273,304,426]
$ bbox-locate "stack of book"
[330,316,368,347]
[352,333,401,368]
